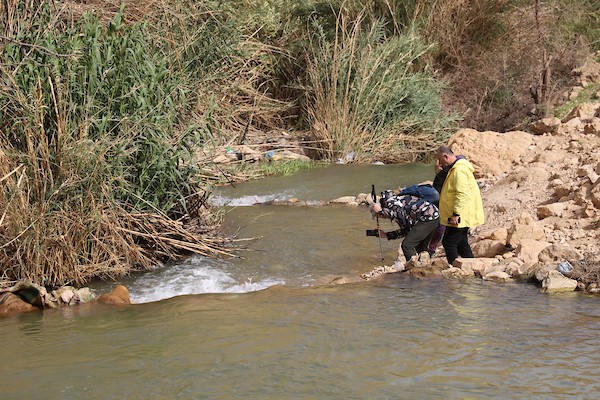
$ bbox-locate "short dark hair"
[437,146,454,155]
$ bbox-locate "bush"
[0,3,226,286]
[304,10,454,162]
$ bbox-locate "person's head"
[436,146,457,168]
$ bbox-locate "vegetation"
[0,0,598,287]
[0,2,228,287]
[553,83,600,119]
[304,15,453,162]
[259,159,323,177]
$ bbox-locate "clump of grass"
[552,83,600,120]
[304,6,455,163]
[259,159,322,177]
[0,2,230,287]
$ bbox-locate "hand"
[378,229,387,238]
[448,215,460,225]
[370,203,382,214]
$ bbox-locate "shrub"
[0,3,227,286]
[304,10,454,162]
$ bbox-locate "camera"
[365,229,379,237]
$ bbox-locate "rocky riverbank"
[321,57,600,293]
[352,114,599,293]
[229,110,599,294]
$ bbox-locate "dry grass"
[0,138,232,288]
[304,7,451,162]
[420,0,590,131]
[570,253,600,290]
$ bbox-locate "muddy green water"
[2,163,600,399]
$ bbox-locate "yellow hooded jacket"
[439,158,484,228]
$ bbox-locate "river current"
[2,163,600,399]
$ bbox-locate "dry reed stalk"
[0,191,231,287]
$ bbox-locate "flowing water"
[3,163,600,399]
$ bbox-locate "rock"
[280,150,311,161]
[541,270,578,293]
[503,261,523,277]
[568,86,583,101]
[583,118,600,135]
[405,252,431,270]
[528,117,561,135]
[553,184,572,199]
[472,239,506,257]
[511,262,538,281]
[533,262,557,281]
[356,193,370,205]
[360,265,401,281]
[537,244,580,263]
[452,258,499,277]
[431,258,451,270]
[60,289,75,304]
[573,59,600,85]
[483,262,507,276]
[329,196,357,205]
[587,170,599,186]
[442,266,473,279]
[507,213,546,248]
[514,239,551,265]
[405,265,445,279]
[96,285,130,305]
[0,292,38,314]
[537,202,568,219]
[557,117,583,135]
[562,102,600,122]
[489,227,509,243]
[592,184,600,208]
[483,271,512,282]
[476,227,508,243]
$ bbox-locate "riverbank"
[206,107,600,294]
[305,57,600,293]
[354,115,599,293]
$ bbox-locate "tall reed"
[304,7,454,162]
[0,2,228,287]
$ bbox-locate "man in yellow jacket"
[436,146,485,264]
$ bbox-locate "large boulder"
[447,129,533,178]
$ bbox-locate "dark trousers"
[428,224,445,255]
[401,218,439,262]
[442,226,473,264]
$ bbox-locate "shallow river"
[2,164,600,399]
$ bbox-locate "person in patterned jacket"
[369,190,440,262]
